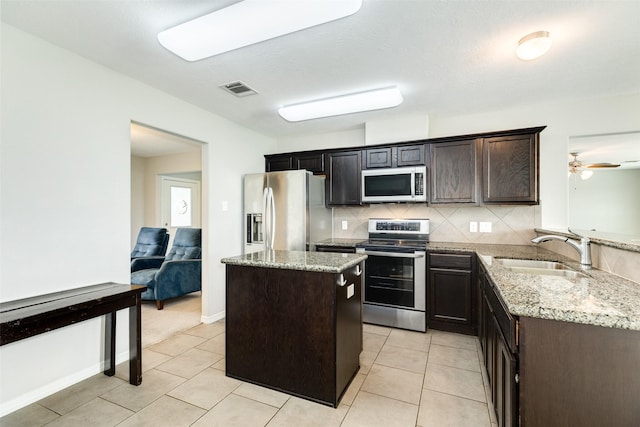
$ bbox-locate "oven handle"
[358,250,425,259]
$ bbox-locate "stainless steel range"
[356,218,429,332]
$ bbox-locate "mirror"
[568,131,640,245]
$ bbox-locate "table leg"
[129,294,142,385]
[104,311,116,376]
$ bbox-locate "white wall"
[0,23,275,415]
[569,169,640,236]
[130,155,147,248]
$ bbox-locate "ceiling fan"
[568,152,621,175]
[568,152,622,180]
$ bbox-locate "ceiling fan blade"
[586,162,621,169]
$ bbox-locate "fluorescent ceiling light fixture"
[278,87,404,122]
[158,0,363,61]
[516,30,552,61]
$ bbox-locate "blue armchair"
[131,227,169,272]
[130,227,202,310]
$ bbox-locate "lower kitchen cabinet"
[477,261,640,426]
[478,262,518,427]
[427,252,476,335]
[494,318,517,427]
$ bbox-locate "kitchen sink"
[505,266,586,278]
[494,258,586,278]
[494,258,566,270]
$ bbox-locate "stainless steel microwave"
[362,166,427,203]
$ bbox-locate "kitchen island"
[221,250,367,407]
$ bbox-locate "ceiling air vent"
[219,81,258,97]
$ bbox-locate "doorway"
[130,122,205,317]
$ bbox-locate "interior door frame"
[159,175,201,248]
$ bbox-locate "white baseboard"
[0,350,130,418]
[201,310,225,324]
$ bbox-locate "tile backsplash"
[538,239,639,284]
[331,204,639,284]
[333,204,541,245]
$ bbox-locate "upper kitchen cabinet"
[397,144,426,166]
[430,139,479,204]
[363,143,426,169]
[482,132,540,204]
[294,153,325,174]
[363,147,393,169]
[265,152,325,174]
[325,150,362,206]
[265,154,294,172]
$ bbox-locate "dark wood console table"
[0,282,145,385]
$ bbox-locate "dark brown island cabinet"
[477,262,640,427]
[224,260,364,407]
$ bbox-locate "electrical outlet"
[341,220,348,230]
[469,222,478,233]
[480,222,492,232]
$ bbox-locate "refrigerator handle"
[262,187,270,249]
[268,187,276,249]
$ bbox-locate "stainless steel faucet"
[531,235,592,270]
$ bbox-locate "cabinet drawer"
[429,253,473,270]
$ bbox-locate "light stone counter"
[315,238,367,248]
[221,250,367,274]
[427,242,640,331]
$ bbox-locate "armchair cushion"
[165,228,201,261]
[131,227,169,259]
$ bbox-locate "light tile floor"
[2,320,498,426]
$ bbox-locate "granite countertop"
[221,250,367,273]
[315,238,367,248]
[427,242,640,331]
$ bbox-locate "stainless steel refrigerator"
[244,170,332,253]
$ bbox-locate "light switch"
[480,222,492,232]
[469,222,478,233]
[347,284,354,299]
[341,220,348,230]
[222,200,229,211]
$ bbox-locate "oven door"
[359,250,426,311]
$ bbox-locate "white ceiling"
[2,0,639,152]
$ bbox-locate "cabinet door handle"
[355,265,362,276]
[337,274,347,287]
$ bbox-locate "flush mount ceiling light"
[516,30,552,61]
[158,0,363,61]
[278,87,404,122]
